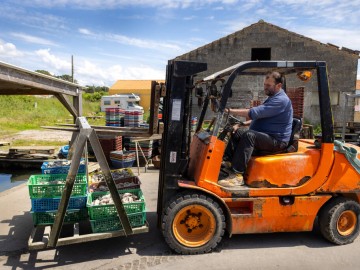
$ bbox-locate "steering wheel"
[217,111,243,140]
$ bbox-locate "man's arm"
[225,108,250,118]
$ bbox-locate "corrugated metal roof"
[110,80,164,90]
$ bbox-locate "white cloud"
[75,60,165,86]
[11,33,57,46]
[18,0,241,9]
[0,40,24,57]
[0,4,66,32]
[106,33,182,51]
[35,49,71,72]
[78,28,94,36]
[30,49,165,86]
[295,27,360,51]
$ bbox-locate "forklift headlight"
[297,71,312,82]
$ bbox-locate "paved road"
[1,168,360,270]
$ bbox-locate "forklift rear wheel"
[162,192,225,254]
[319,197,360,245]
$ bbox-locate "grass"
[11,140,68,146]
[0,95,104,145]
[0,95,150,147]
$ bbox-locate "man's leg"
[231,130,278,173]
[223,129,244,161]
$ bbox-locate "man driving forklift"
[219,71,293,187]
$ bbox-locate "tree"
[35,70,52,76]
[56,74,78,84]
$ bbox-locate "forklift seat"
[253,117,302,156]
[285,117,302,153]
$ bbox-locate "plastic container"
[88,168,134,185]
[31,208,88,225]
[41,160,86,174]
[87,189,145,220]
[31,196,87,212]
[111,159,135,169]
[28,174,87,198]
[59,145,69,158]
[90,212,146,233]
[89,176,141,192]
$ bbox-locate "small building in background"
[109,80,165,112]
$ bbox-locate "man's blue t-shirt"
[248,89,293,142]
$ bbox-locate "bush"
[83,92,106,102]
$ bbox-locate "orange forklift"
[158,60,360,254]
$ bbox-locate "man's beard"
[265,88,275,96]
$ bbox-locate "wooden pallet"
[28,221,149,250]
[9,146,57,155]
[0,141,10,146]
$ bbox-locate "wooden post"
[48,131,88,247]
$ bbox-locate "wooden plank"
[148,81,161,135]
[41,126,151,137]
[28,223,149,250]
[88,162,100,173]
[130,134,162,142]
[9,146,57,154]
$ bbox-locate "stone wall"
[176,21,359,126]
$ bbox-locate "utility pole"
[71,55,74,83]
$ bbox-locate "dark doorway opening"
[251,48,271,60]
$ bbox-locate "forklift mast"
[157,60,207,220]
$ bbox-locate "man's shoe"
[218,169,244,187]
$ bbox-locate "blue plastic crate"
[41,160,86,174]
[59,145,69,158]
[111,159,135,169]
[31,196,87,212]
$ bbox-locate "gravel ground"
[0,130,73,143]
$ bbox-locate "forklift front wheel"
[319,197,360,245]
[162,192,225,254]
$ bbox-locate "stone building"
[175,20,359,125]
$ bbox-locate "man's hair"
[265,71,283,85]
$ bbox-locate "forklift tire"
[162,192,225,255]
[319,197,360,245]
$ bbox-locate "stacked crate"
[28,173,88,226]
[124,110,143,127]
[97,135,123,162]
[86,169,146,233]
[105,108,124,127]
[126,140,153,166]
[286,87,305,118]
[29,159,88,226]
[109,150,136,168]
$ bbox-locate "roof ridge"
[176,20,359,59]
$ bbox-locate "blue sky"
[0,0,359,87]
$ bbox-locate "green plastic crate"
[31,208,88,225]
[87,189,145,220]
[90,212,146,233]
[28,174,87,198]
